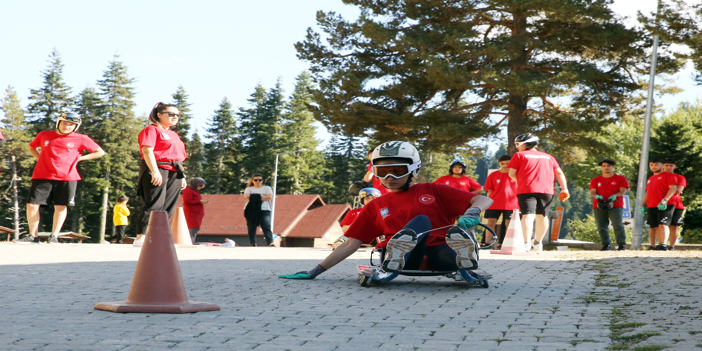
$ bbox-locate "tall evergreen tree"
[238,84,282,179]
[171,85,192,139]
[77,57,140,240]
[204,98,241,194]
[185,133,205,182]
[296,0,687,154]
[0,86,33,238]
[278,72,329,195]
[26,49,73,133]
[322,134,366,204]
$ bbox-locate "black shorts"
[28,179,77,206]
[517,193,553,215]
[647,205,674,227]
[671,209,684,226]
[484,209,514,220]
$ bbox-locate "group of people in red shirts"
[15,102,203,244]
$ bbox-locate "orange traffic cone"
[171,207,196,247]
[94,211,220,313]
[491,210,533,256]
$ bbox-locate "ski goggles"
[373,162,420,179]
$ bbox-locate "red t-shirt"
[434,175,482,192]
[138,124,186,171]
[589,174,629,209]
[366,163,391,195]
[507,149,561,195]
[646,172,677,207]
[29,131,101,181]
[344,183,477,248]
[484,170,519,210]
[340,208,363,226]
[182,187,204,228]
[667,173,686,209]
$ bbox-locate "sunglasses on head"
[373,163,413,179]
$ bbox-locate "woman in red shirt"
[136,102,187,237]
[182,177,208,242]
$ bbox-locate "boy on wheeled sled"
[279,141,494,286]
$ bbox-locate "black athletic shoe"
[617,245,626,251]
[600,245,612,251]
[655,244,668,251]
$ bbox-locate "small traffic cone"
[171,207,196,247]
[491,210,533,255]
[94,211,219,313]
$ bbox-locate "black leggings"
[385,215,459,271]
[136,161,182,234]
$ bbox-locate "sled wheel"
[358,273,372,287]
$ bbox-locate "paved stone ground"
[0,243,700,350]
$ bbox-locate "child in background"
[112,195,130,243]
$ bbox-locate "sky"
[0,0,698,148]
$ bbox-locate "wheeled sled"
[357,224,497,288]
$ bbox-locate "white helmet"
[56,112,81,134]
[371,141,421,177]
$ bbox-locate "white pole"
[632,32,660,249]
[271,153,280,234]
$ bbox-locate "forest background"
[1,0,702,243]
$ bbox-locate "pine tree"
[0,86,34,238]
[278,72,330,195]
[26,49,73,133]
[238,84,282,179]
[323,134,367,204]
[185,133,205,182]
[77,56,140,241]
[296,0,686,154]
[171,85,192,139]
[204,98,241,194]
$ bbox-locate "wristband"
[308,264,327,278]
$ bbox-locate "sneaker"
[445,227,478,270]
[18,235,40,243]
[617,245,626,251]
[655,244,668,251]
[601,245,612,251]
[667,246,675,251]
[533,241,543,252]
[382,228,417,272]
[48,235,58,243]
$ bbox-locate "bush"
[681,208,702,244]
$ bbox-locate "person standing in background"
[663,160,686,250]
[112,195,130,243]
[244,174,274,246]
[589,159,629,251]
[508,133,570,252]
[182,177,208,243]
[434,157,483,194]
[483,155,519,246]
[21,112,105,243]
[135,102,187,238]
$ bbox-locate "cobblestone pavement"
[0,243,700,351]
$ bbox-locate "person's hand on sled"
[458,208,481,229]
[279,264,326,280]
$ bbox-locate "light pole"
[271,149,308,236]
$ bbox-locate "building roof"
[188,194,350,238]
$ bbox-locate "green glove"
[640,207,645,215]
[657,200,668,211]
[458,208,481,229]
[595,195,604,200]
[279,271,314,279]
[608,195,617,201]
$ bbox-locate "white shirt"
[245,185,273,211]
